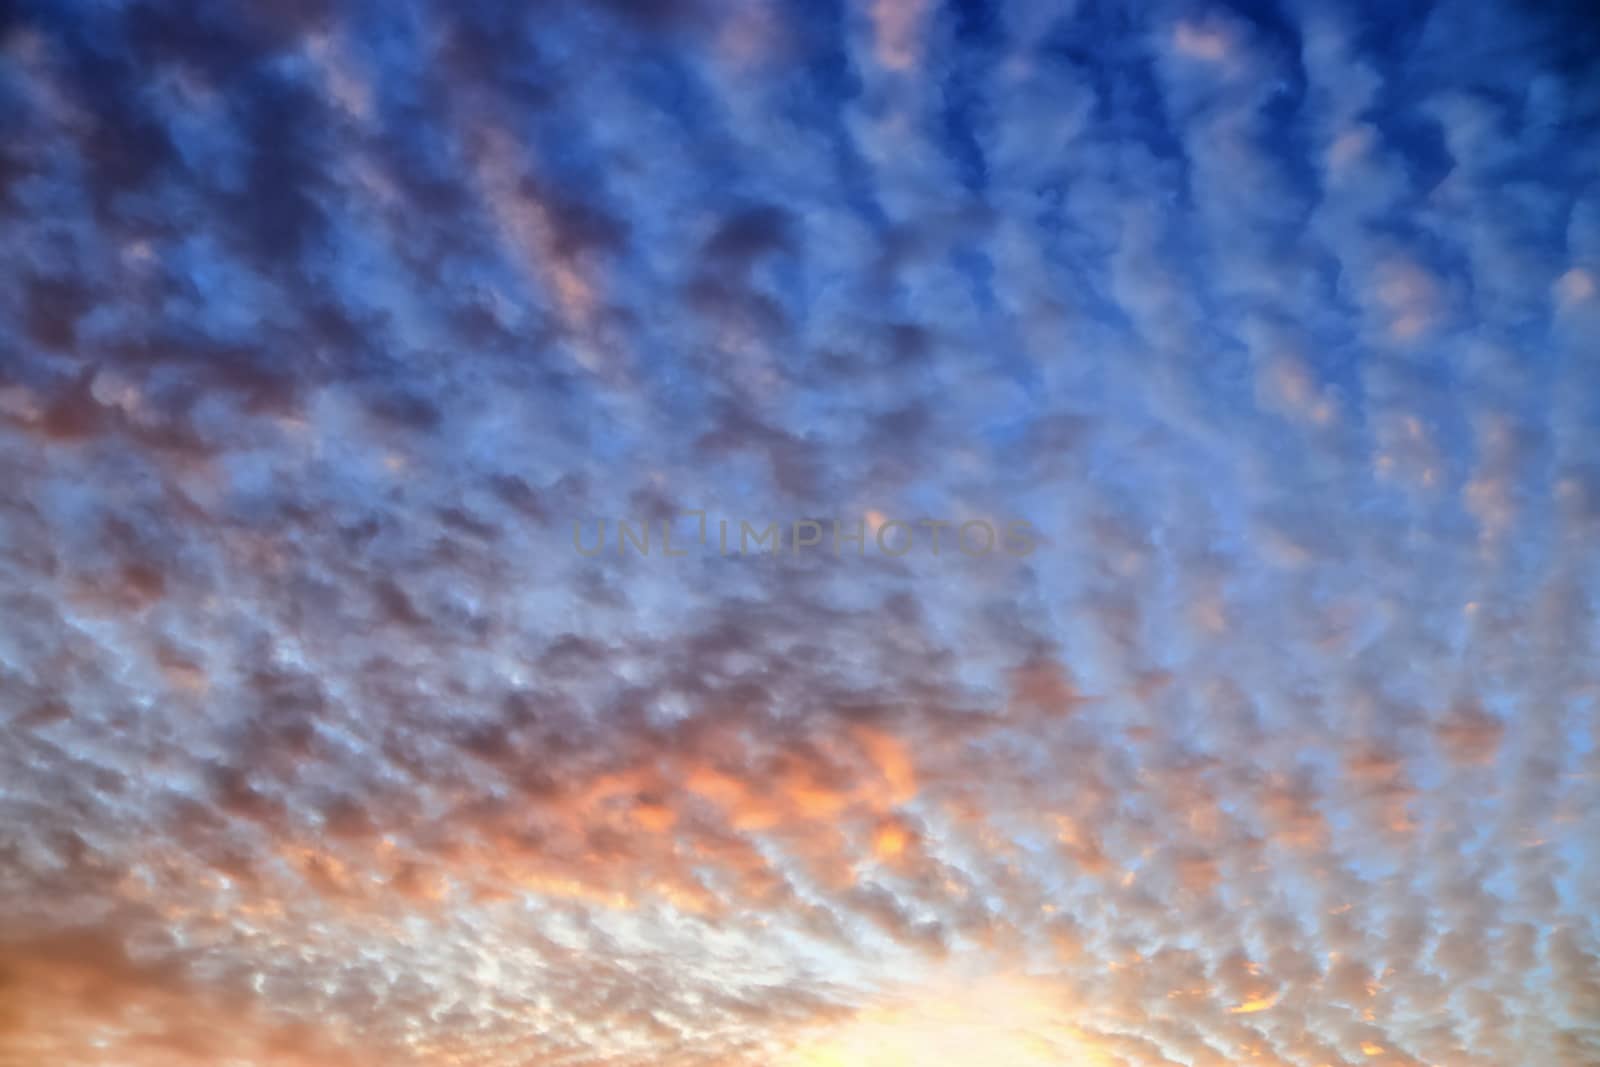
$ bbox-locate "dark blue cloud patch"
[227,68,335,270]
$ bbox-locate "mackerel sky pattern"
[1,1,1599,1065]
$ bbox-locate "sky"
[0,0,1598,1065]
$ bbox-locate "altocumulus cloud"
[1,0,1599,1065]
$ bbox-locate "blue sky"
[1,0,1598,1064]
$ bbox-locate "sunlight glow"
[779,976,1112,1067]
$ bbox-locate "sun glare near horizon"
[779,977,1113,1067]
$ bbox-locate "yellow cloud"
[778,975,1112,1067]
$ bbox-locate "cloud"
[0,0,1596,1065]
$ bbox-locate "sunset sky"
[2,0,1599,1065]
